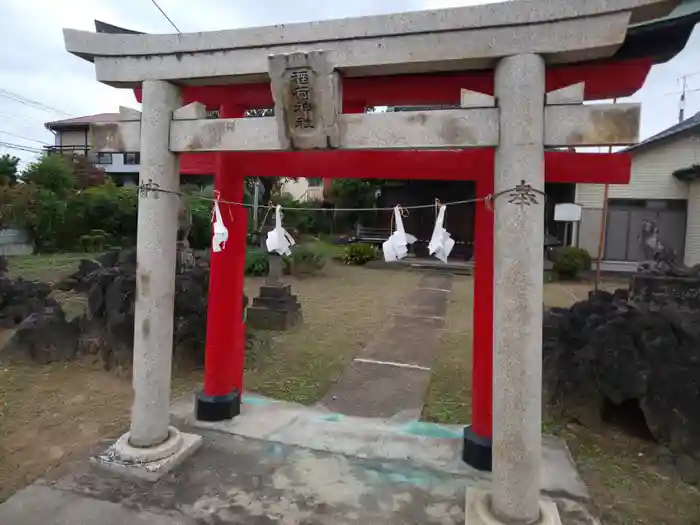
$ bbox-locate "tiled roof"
[45,113,121,129]
[627,111,700,152]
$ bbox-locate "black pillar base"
[195,390,242,422]
[462,425,492,471]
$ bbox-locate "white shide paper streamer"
[265,205,296,256]
[382,206,417,262]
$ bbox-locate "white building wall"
[576,135,700,258]
[281,178,324,201]
[56,127,139,176]
[577,135,699,207]
[685,181,700,266]
[97,153,140,174]
[58,129,88,148]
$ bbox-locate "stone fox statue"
[177,197,193,247]
[638,219,675,263]
[176,197,195,272]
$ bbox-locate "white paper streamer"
[428,204,455,263]
[382,206,417,262]
[211,199,229,253]
[265,205,296,256]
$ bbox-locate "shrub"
[283,245,327,276]
[245,248,269,276]
[553,246,592,280]
[341,243,379,265]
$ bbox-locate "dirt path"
[319,272,453,420]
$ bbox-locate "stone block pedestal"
[246,284,302,330]
[92,427,202,482]
[464,489,561,525]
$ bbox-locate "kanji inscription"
[268,50,340,150]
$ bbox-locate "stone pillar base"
[465,489,562,525]
[92,427,202,482]
[246,284,303,330]
[195,389,242,422]
[462,425,492,471]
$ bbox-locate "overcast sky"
[0,0,698,166]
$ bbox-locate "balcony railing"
[44,146,141,167]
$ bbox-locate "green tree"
[327,179,383,230]
[0,154,20,186]
[71,155,107,189]
[21,154,75,197]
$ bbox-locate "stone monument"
[246,253,303,330]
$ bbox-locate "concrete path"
[319,272,453,420]
[0,396,595,525]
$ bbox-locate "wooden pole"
[594,98,616,291]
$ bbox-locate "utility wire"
[0,130,50,145]
[0,141,46,154]
[0,88,72,117]
[132,180,545,212]
[149,0,181,33]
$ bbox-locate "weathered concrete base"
[0,396,596,524]
[465,489,562,525]
[173,395,589,502]
[92,430,202,482]
[246,284,303,330]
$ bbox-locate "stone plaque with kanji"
[268,50,340,150]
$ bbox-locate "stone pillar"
[129,80,182,448]
[492,54,545,524]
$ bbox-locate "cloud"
[0,0,697,166]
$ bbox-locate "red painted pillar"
[196,104,248,421]
[462,171,494,470]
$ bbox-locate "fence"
[0,228,33,256]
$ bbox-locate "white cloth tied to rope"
[266,205,295,256]
[211,199,229,253]
[428,204,455,263]
[382,206,417,262]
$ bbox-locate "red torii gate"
[135,57,647,470]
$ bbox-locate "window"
[205,109,220,119]
[124,152,140,165]
[308,178,322,187]
[96,152,112,164]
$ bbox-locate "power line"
[0,130,49,145]
[0,141,45,154]
[0,88,72,117]
[149,0,181,33]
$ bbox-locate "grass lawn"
[6,253,87,282]
[242,264,421,404]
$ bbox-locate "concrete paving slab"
[319,272,452,418]
[0,485,195,525]
[319,360,432,419]
[360,315,444,368]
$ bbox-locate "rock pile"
[544,289,700,484]
[3,249,252,370]
[0,267,58,329]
